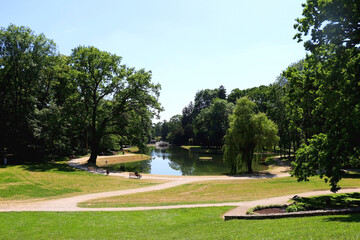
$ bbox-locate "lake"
[106,147,269,176]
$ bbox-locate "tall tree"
[166,115,184,145]
[0,24,58,162]
[181,101,194,144]
[71,46,161,164]
[193,99,233,147]
[218,85,227,99]
[223,97,278,173]
[192,87,222,118]
[289,0,360,192]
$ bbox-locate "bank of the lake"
[104,146,270,176]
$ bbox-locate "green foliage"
[192,86,227,118]
[288,0,360,192]
[70,46,162,162]
[286,202,307,212]
[193,99,233,147]
[0,24,162,163]
[0,24,61,162]
[223,97,279,173]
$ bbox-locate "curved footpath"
[0,157,359,215]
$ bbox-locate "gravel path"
[1,156,358,213]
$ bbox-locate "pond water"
[106,147,269,176]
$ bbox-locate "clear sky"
[1,0,306,122]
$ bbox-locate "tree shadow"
[20,162,76,172]
[227,171,277,178]
[294,193,360,209]
[342,173,360,179]
[322,214,360,223]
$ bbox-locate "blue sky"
[1,0,306,121]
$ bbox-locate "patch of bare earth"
[254,207,287,215]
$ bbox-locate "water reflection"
[106,147,269,176]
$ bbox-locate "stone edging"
[224,207,360,220]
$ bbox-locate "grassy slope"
[0,162,163,202]
[0,208,359,240]
[79,176,360,207]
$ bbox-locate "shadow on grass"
[293,193,360,210]
[343,173,360,179]
[227,171,278,178]
[323,214,360,223]
[20,162,76,172]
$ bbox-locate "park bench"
[88,167,96,172]
[129,172,142,179]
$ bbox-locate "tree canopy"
[0,24,162,164]
[288,0,360,192]
[223,97,278,174]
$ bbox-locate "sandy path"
[1,156,358,213]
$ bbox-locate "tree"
[192,87,224,118]
[160,120,169,141]
[218,85,227,99]
[193,99,233,147]
[223,97,278,173]
[71,46,161,164]
[166,115,184,145]
[181,102,194,144]
[289,0,360,192]
[0,24,58,162]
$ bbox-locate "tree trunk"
[88,125,98,164]
[293,140,296,156]
[85,129,89,153]
[0,146,4,165]
[288,144,291,159]
[246,149,253,173]
[88,147,98,164]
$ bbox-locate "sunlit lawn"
[96,153,151,167]
[79,176,360,208]
[0,162,164,203]
[0,208,359,240]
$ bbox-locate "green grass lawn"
[0,162,164,202]
[79,176,360,208]
[0,208,359,240]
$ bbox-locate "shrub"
[286,203,307,212]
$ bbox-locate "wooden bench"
[88,167,96,172]
[129,172,142,179]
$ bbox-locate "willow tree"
[223,97,278,173]
[71,46,162,164]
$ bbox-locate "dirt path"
[1,156,358,213]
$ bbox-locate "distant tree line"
[153,82,292,155]
[0,24,162,164]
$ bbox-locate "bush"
[286,203,307,212]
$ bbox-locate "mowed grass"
[0,208,359,240]
[96,153,151,167]
[0,162,164,202]
[79,176,360,208]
